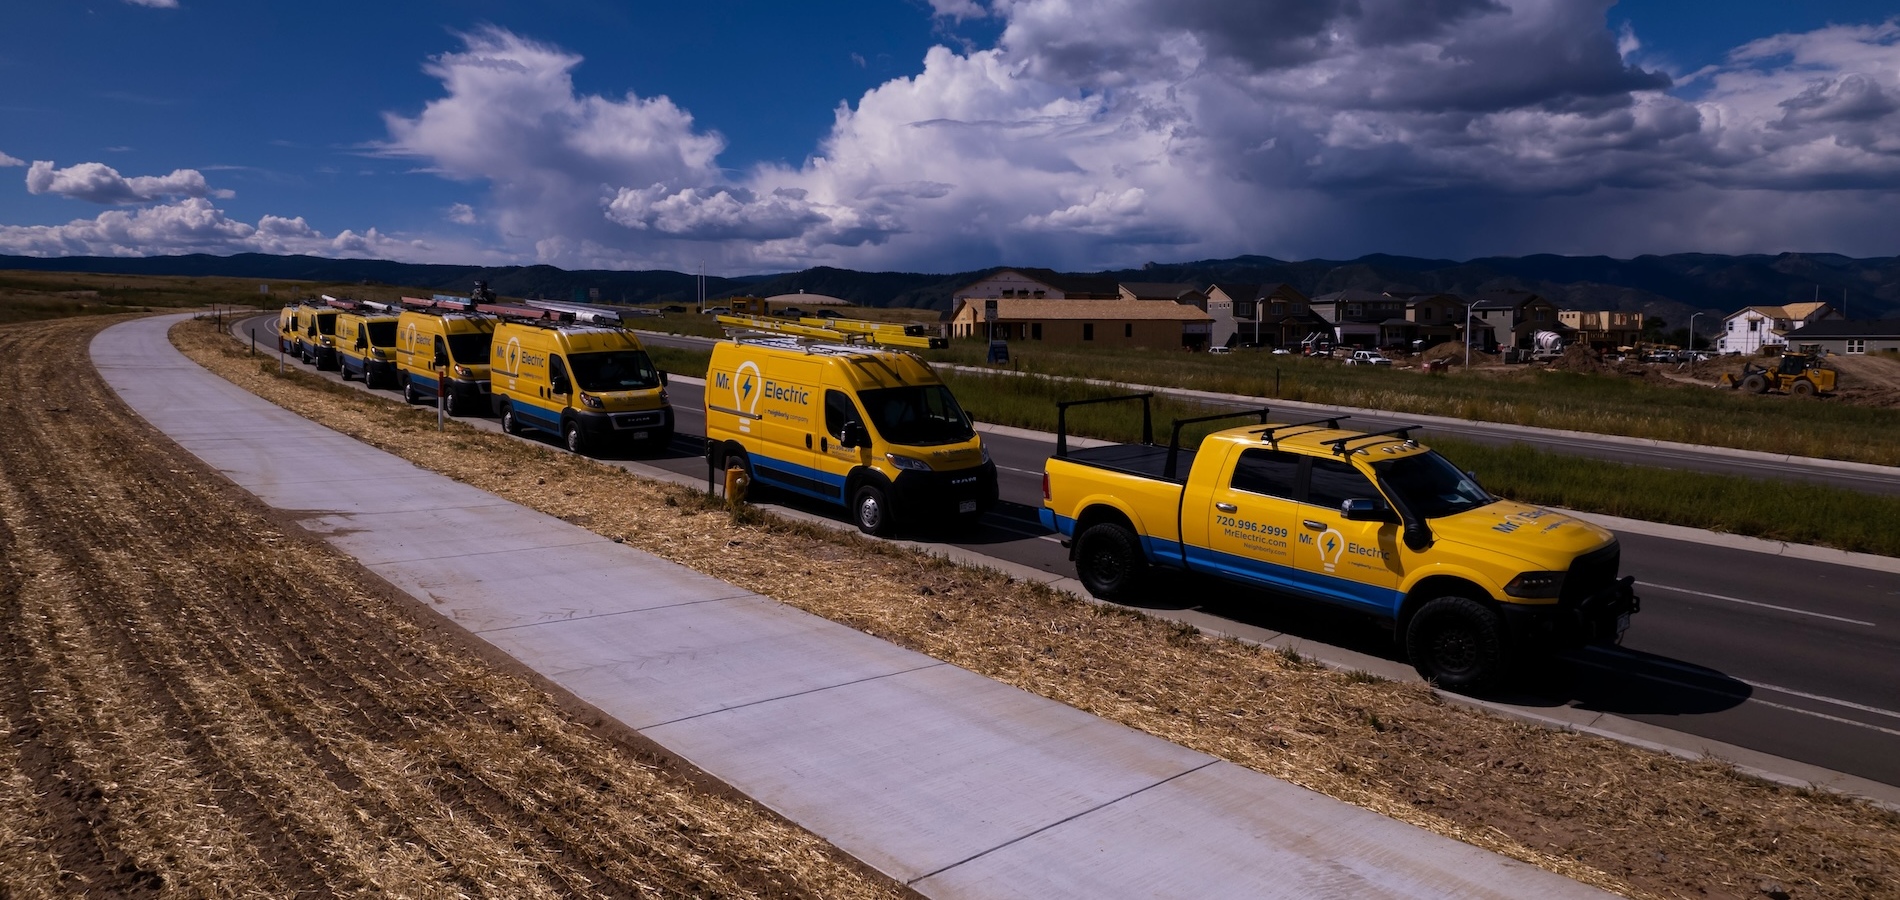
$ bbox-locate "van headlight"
[580,393,603,409]
[1504,571,1566,599]
[980,445,992,465]
[885,453,931,471]
[453,365,473,378]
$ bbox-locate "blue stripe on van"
[750,452,849,505]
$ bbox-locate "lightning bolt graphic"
[1325,536,1337,554]
[742,376,753,399]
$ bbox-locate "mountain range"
[4,251,1895,328]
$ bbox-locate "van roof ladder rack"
[524,299,626,326]
[716,313,945,350]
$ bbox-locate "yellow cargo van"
[490,319,673,455]
[705,333,997,535]
[276,304,299,354]
[293,303,340,369]
[395,303,494,415]
[335,310,401,388]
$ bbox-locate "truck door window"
[1230,449,1300,499]
[1306,458,1379,509]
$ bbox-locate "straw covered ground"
[0,314,913,898]
[165,317,1900,898]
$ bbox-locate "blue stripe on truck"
[1046,510,1401,615]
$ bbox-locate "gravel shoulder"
[0,313,913,898]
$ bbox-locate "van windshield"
[1370,450,1496,519]
[445,333,492,364]
[569,350,662,392]
[366,321,397,346]
[857,385,974,446]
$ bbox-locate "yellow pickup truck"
[1039,395,1637,689]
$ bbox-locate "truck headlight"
[980,445,992,465]
[580,393,603,409]
[885,453,931,471]
[1504,571,1566,599]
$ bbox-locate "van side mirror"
[433,351,448,368]
[658,370,668,385]
[1341,498,1395,522]
[839,421,868,449]
[552,376,570,394]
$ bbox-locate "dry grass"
[0,313,911,899]
[171,315,1900,900]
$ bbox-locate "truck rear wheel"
[1405,596,1505,691]
[1075,523,1148,602]
[1791,378,1818,397]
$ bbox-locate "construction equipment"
[1720,350,1837,397]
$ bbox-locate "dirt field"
[0,314,911,898]
[2,312,1896,899]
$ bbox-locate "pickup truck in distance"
[1039,395,1638,690]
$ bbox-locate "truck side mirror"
[1340,498,1394,522]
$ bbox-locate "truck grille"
[1561,542,1620,606]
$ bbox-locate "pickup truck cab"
[1039,395,1637,689]
[1344,350,1391,366]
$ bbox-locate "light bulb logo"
[1319,528,1345,573]
[734,360,761,415]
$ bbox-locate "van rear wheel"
[1074,523,1147,602]
[1405,596,1505,691]
[852,484,893,536]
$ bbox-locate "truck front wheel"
[1405,596,1505,691]
[1075,523,1148,602]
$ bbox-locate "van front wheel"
[564,421,587,456]
[500,403,521,435]
[1074,523,1147,602]
[852,484,893,536]
[1405,596,1505,692]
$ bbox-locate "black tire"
[1740,373,1768,394]
[500,403,521,435]
[340,365,355,382]
[1405,596,1506,691]
[1791,378,1817,397]
[852,483,893,536]
[403,380,421,405]
[1074,522,1148,602]
[564,420,587,456]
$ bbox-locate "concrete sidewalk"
[95,314,1617,899]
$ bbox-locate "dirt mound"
[1420,342,1497,366]
[1547,344,1614,374]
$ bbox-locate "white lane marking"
[1638,581,1876,627]
[1570,655,1900,738]
[1582,647,1900,721]
[1745,699,1900,739]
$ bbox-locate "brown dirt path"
[0,314,912,898]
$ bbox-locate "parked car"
[1208,346,1233,355]
[702,306,731,315]
[1344,350,1392,366]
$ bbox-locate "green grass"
[923,339,1900,467]
[939,368,1900,557]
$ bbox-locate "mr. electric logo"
[732,361,761,416]
[501,337,522,375]
[1319,528,1346,573]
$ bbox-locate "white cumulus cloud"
[0,151,23,167]
[25,160,234,205]
[0,197,451,261]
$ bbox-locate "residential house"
[952,268,1121,302]
[948,298,1213,350]
[1310,289,1412,348]
[1716,302,1834,355]
[1389,292,1467,349]
[1783,318,1900,356]
[1205,282,1322,348]
[1467,290,1564,352]
[1558,308,1645,351]
[1118,282,1209,310]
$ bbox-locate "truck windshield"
[568,350,662,392]
[445,332,492,364]
[858,385,974,446]
[366,321,398,346]
[1370,451,1496,519]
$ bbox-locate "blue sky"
[2,1,1897,275]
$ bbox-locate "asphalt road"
[238,317,1900,790]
